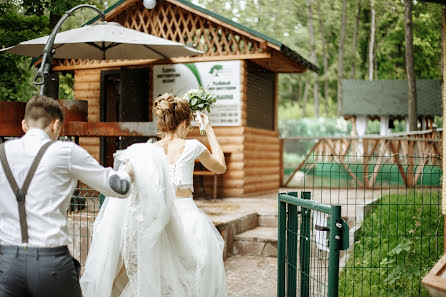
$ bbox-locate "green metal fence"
[283,153,443,296]
[278,191,349,297]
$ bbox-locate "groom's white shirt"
[0,128,130,248]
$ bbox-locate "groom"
[0,95,133,297]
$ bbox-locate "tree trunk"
[368,0,375,81]
[351,0,362,78]
[307,0,319,118]
[404,0,417,131]
[316,0,329,117]
[302,80,310,118]
[337,0,347,117]
[296,80,303,103]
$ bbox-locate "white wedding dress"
[80,141,227,297]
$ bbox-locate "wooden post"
[407,140,415,187]
[279,138,284,187]
[363,139,369,188]
[274,73,279,132]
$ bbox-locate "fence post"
[287,192,299,297]
[327,205,342,297]
[277,194,287,297]
[300,192,311,297]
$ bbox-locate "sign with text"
[153,60,241,126]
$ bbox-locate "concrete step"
[232,226,278,257]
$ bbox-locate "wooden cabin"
[52,0,318,197]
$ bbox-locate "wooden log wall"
[189,126,280,197]
[188,127,244,197]
[243,127,280,195]
[74,69,102,160]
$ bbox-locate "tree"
[0,1,49,101]
[368,0,375,80]
[307,0,319,118]
[351,0,362,78]
[316,0,329,117]
[404,0,417,131]
[0,0,105,101]
[2,0,442,118]
[337,0,347,116]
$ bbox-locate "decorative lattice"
[55,0,264,68]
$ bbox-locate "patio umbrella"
[1,21,201,60]
[0,4,201,94]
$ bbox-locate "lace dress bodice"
[168,139,207,192]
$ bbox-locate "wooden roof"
[342,79,442,117]
[53,0,318,73]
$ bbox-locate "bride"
[80,93,227,297]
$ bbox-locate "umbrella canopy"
[1,21,201,60]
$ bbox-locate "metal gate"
[278,192,349,297]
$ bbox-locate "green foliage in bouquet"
[184,86,216,113]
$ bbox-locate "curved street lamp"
[33,4,106,95]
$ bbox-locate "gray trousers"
[0,245,82,297]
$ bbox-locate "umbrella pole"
[33,4,106,96]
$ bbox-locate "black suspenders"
[0,141,55,244]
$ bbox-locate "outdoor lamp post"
[33,4,106,96]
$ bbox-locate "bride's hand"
[122,162,135,182]
[195,112,211,131]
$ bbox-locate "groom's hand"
[109,173,131,195]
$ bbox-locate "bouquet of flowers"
[184,86,217,135]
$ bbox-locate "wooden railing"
[281,129,443,188]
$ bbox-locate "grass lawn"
[338,191,443,297]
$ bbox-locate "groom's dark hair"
[25,95,64,128]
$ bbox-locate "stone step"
[258,214,278,227]
[232,226,278,257]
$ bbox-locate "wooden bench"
[193,152,230,200]
[193,165,219,200]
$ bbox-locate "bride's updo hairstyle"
[154,93,193,132]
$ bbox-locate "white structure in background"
[380,116,391,136]
[355,116,368,156]
[342,80,442,154]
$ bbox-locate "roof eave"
[280,45,319,73]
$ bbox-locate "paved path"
[225,256,277,297]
